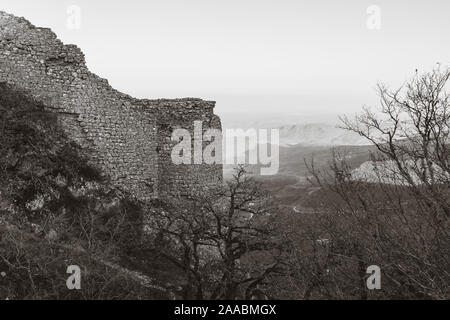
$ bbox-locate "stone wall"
[0,11,222,200]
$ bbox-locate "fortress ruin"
[0,11,222,200]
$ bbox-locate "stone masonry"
[0,11,222,200]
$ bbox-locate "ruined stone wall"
[153,99,222,197]
[0,11,222,200]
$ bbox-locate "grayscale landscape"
[0,1,449,302]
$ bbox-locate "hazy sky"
[2,0,450,119]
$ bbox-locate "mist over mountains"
[278,123,369,146]
[220,107,370,147]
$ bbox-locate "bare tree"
[300,68,450,299]
[341,67,450,217]
[151,166,285,300]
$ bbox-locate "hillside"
[238,143,376,209]
[0,11,202,300]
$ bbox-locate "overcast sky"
[2,0,450,120]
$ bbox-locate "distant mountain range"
[223,122,374,178]
[247,143,376,210]
[222,121,378,210]
[278,123,370,146]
